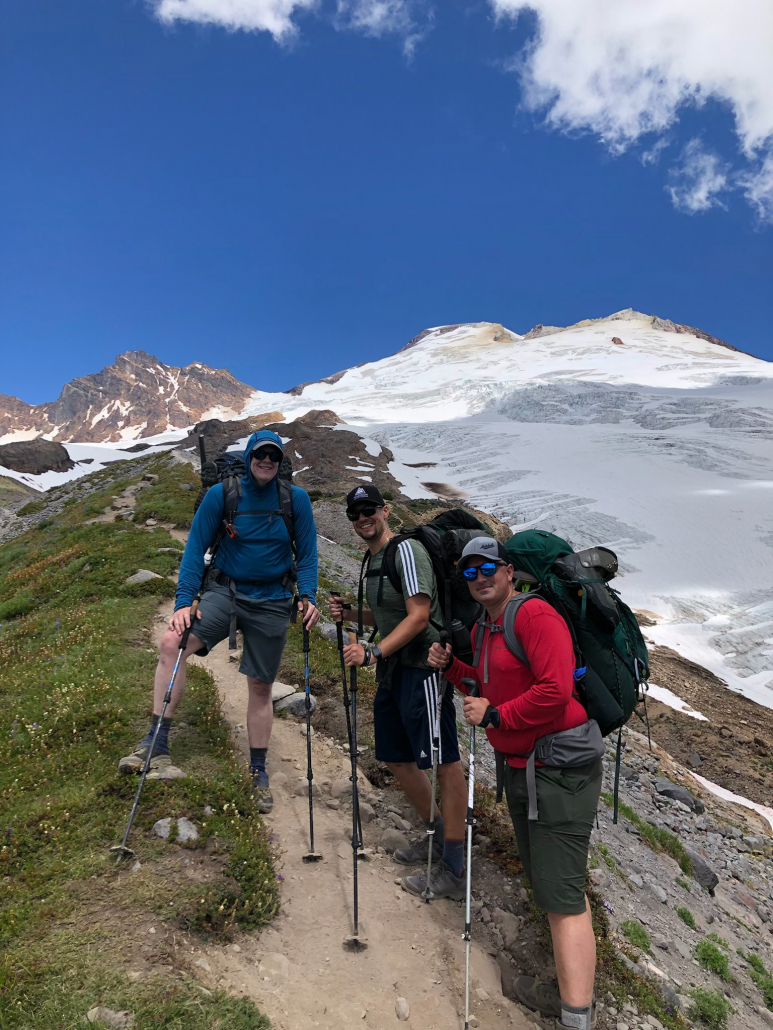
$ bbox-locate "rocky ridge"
[0,350,257,444]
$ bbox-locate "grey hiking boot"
[118,744,171,775]
[514,977,596,1027]
[393,834,443,866]
[252,782,274,814]
[401,860,465,901]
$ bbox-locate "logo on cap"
[353,487,368,500]
[479,540,495,550]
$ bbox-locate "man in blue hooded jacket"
[119,429,319,813]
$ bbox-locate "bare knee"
[386,761,418,775]
[247,678,272,698]
[160,630,183,659]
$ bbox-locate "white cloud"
[335,0,430,56]
[740,153,773,223]
[667,139,729,213]
[152,0,425,48]
[153,0,317,39]
[491,0,773,220]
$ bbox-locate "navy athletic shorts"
[373,666,461,770]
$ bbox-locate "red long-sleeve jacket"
[446,597,587,767]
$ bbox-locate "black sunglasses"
[251,447,282,463]
[346,504,381,521]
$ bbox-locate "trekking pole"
[343,627,367,951]
[423,630,450,903]
[331,591,363,852]
[301,595,322,863]
[111,597,201,861]
[460,678,479,1030]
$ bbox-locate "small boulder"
[687,753,703,769]
[274,692,316,718]
[293,777,321,797]
[492,907,520,947]
[176,817,199,842]
[126,569,162,585]
[647,882,668,904]
[86,1008,134,1028]
[331,778,352,799]
[380,828,409,853]
[589,868,607,888]
[259,953,291,979]
[395,997,410,1021]
[685,848,719,893]
[153,818,172,839]
[359,801,376,823]
[653,778,704,814]
[271,682,296,703]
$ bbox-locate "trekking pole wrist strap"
[361,646,372,667]
[479,705,500,730]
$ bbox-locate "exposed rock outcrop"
[0,351,257,444]
[0,439,75,475]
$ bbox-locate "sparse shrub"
[707,933,729,950]
[676,906,696,929]
[620,919,650,952]
[689,987,732,1029]
[696,938,731,980]
[597,842,617,870]
[739,950,773,1010]
[676,876,690,890]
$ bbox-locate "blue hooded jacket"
[175,429,318,610]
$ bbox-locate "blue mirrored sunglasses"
[461,562,503,581]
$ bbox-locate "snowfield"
[12,310,773,707]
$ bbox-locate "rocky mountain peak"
[0,351,257,445]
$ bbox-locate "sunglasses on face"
[461,561,504,581]
[346,504,381,521]
[251,448,282,463]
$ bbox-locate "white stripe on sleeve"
[397,539,419,596]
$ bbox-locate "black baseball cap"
[345,484,386,512]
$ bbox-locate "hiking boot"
[401,860,465,901]
[118,745,171,775]
[514,977,596,1027]
[252,782,274,814]
[392,834,443,866]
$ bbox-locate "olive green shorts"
[504,758,602,915]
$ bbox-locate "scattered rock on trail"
[653,777,705,813]
[271,682,296,703]
[153,818,173,839]
[86,1007,134,1028]
[125,569,162,585]
[395,997,410,1021]
[293,777,321,797]
[380,828,409,853]
[275,692,316,718]
[258,953,291,979]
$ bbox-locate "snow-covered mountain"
[3,308,772,708]
[0,350,254,444]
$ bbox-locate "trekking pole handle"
[461,677,479,699]
[330,590,352,622]
[180,597,200,651]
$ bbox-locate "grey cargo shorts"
[191,584,294,683]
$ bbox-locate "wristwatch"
[371,644,383,660]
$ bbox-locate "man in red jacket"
[428,537,601,1030]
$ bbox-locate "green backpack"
[500,528,651,821]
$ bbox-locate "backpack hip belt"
[497,720,605,821]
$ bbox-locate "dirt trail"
[152,600,529,1030]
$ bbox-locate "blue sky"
[2,0,772,404]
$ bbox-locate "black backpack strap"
[357,550,371,638]
[276,476,296,553]
[222,476,242,538]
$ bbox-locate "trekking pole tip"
[302,851,323,863]
[343,933,368,952]
[109,844,135,861]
